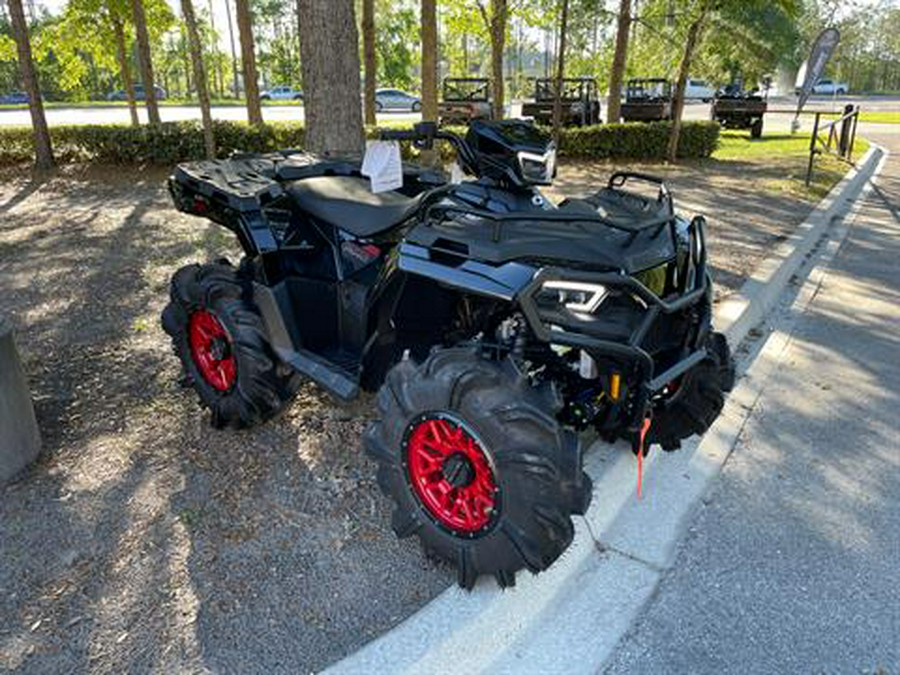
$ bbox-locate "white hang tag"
[450,160,465,184]
[362,140,403,193]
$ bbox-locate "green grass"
[713,130,869,162]
[712,130,871,201]
[714,131,809,160]
[858,111,900,124]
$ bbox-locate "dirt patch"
[0,156,823,673]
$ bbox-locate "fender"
[396,242,537,301]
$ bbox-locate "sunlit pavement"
[1,96,896,128]
[603,133,900,673]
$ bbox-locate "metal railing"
[806,104,860,186]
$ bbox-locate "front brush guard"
[517,215,710,433]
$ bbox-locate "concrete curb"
[326,146,886,675]
[715,144,882,348]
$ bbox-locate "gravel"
[0,157,819,673]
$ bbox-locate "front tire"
[365,348,592,589]
[649,332,735,451]
[161,262,301,429]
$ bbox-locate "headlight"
[539,281,608,314]
[517,148,557,185]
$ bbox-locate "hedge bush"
[0,119,719,166]
[0,120,306,165]
[553,120,720,160]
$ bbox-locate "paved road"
[0,104,417,127]
[604,133,900,673]
[1,96,896,127]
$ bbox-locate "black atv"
[162,120,734,589]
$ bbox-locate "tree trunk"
[297,0,364,155]
[552,0,569,146]
[480,0,507,120]
[606,0,630,123]
[181,24,192,97]
[490,0,507,119]
[112,16,140,127]
[362,0,376,126]
[421,0,438,122]
[131,0,161,124]
[181,0,216,158]
[225,0,240,98]
[235,0,262,125]
[7,0,53,169]
[667,0,711,162]
[207,0,223,98]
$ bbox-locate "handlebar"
[378,129,424,142]
[378,122,477,172]
[608,171,673,216]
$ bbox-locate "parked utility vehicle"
[621,78,673,122]
[521,77,601,126]
[712,85,768,138]
[438,78,493,125]
[163,120,734,588]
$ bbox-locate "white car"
[261,86,303,101]
[684,78,716,102]
[811,79,848,95]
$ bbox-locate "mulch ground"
[0,155,823,673]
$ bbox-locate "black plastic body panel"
[405,181,682,274]
[397,243,537,301]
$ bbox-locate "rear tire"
[649,332,735,451]
[161,262,301,429]
[365,347,592,590]
[750,118,763,139]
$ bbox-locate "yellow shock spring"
[610,372,621,402]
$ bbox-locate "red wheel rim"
[188,310,237,392]
[405,415,498,534]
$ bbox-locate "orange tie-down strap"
[636,416,652,499]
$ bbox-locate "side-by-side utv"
[438,78,493,125]
[521,77,602,126]
[621,78,674,122]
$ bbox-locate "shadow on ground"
[0,166,450,674]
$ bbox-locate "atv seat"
[287,176,422,238]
